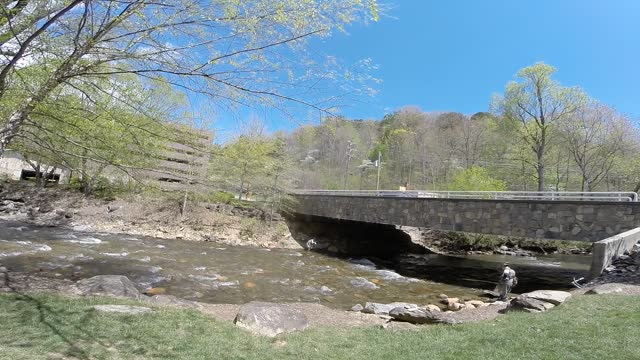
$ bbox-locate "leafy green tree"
[0,0,380,156]
[493,62,586,191]
[10,73,189,195]
[214,135,287,200]
[448,166,506,191]
[559,102,633,191]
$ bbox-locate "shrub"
[448,166,506,192]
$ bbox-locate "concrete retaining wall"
[589,228,640,278]
[292,194,640,242]
[0,151,70,184]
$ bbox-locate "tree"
[560,102,633,191]
[448,166,506,192]
[0,0,380,155]
[9,72,190,195]
[494,62,586,191]
[215,135,285,200]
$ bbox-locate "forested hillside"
[215,63,640,195]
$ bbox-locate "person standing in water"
[496,263,517,301]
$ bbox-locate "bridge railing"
[290,190,639,202]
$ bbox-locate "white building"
[0,150,70,184]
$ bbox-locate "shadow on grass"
[3,272,112,359]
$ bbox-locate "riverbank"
[0,181,301,249]
[406,226,593,257]
[2,198,639,358]
[1,181,594,259]
[1,289,638,359]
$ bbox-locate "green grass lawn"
[0,292,638,360]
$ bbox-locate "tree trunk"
[536,163,544,192]
[34,163,42,187]
[269,173,279,226]
[0,104,32,155]
[180,190,188,218]
[83,180,92,196]
[238,173,245,200]
[44,166,57,187]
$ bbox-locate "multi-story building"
[139,128,213,191]
[0,126,213,191]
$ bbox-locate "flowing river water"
[0,220,590,309]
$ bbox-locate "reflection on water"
[0,221,589,309]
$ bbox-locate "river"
[0,220,590,309]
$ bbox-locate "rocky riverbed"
[0,270,589,336]
[4,181,635,335]
[406,227,592,257]
[0,181,300,249]
[1,182,594,259]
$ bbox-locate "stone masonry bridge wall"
[291,194,640,242]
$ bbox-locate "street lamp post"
[376,151,382,191]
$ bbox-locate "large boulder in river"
[234,302,308,337]
[389,307,459,325]
[362,302,418,315]
[77,275,141,299]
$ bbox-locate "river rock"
[442,297,459,304]
[465,300,488,308]
[234,302,308,337]
[351,304,364,312]
[349,258,377,267]
[444,297,463,311]
[93,305,152,315]
[381,321,420,331]
[362,302,418,315]
[77,275,141,299]
[350,277,379,289]
[425,304,441,312]
[72,225,92,232]
[388,307,459,325]
[305,239,329,250]
[448,301,464,311]
[143,295,198,308]
[143,287,166,296]
[523,290,571,305]
[507,295,555,313]
[481,290,500,298]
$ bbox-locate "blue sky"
[216,0,640,138]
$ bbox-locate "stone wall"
[291,194,640,242]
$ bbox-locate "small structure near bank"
[0,150,70,184]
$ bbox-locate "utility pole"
[376,151,382,191]
[343,141,356,190]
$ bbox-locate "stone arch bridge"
[289,190,640,277]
